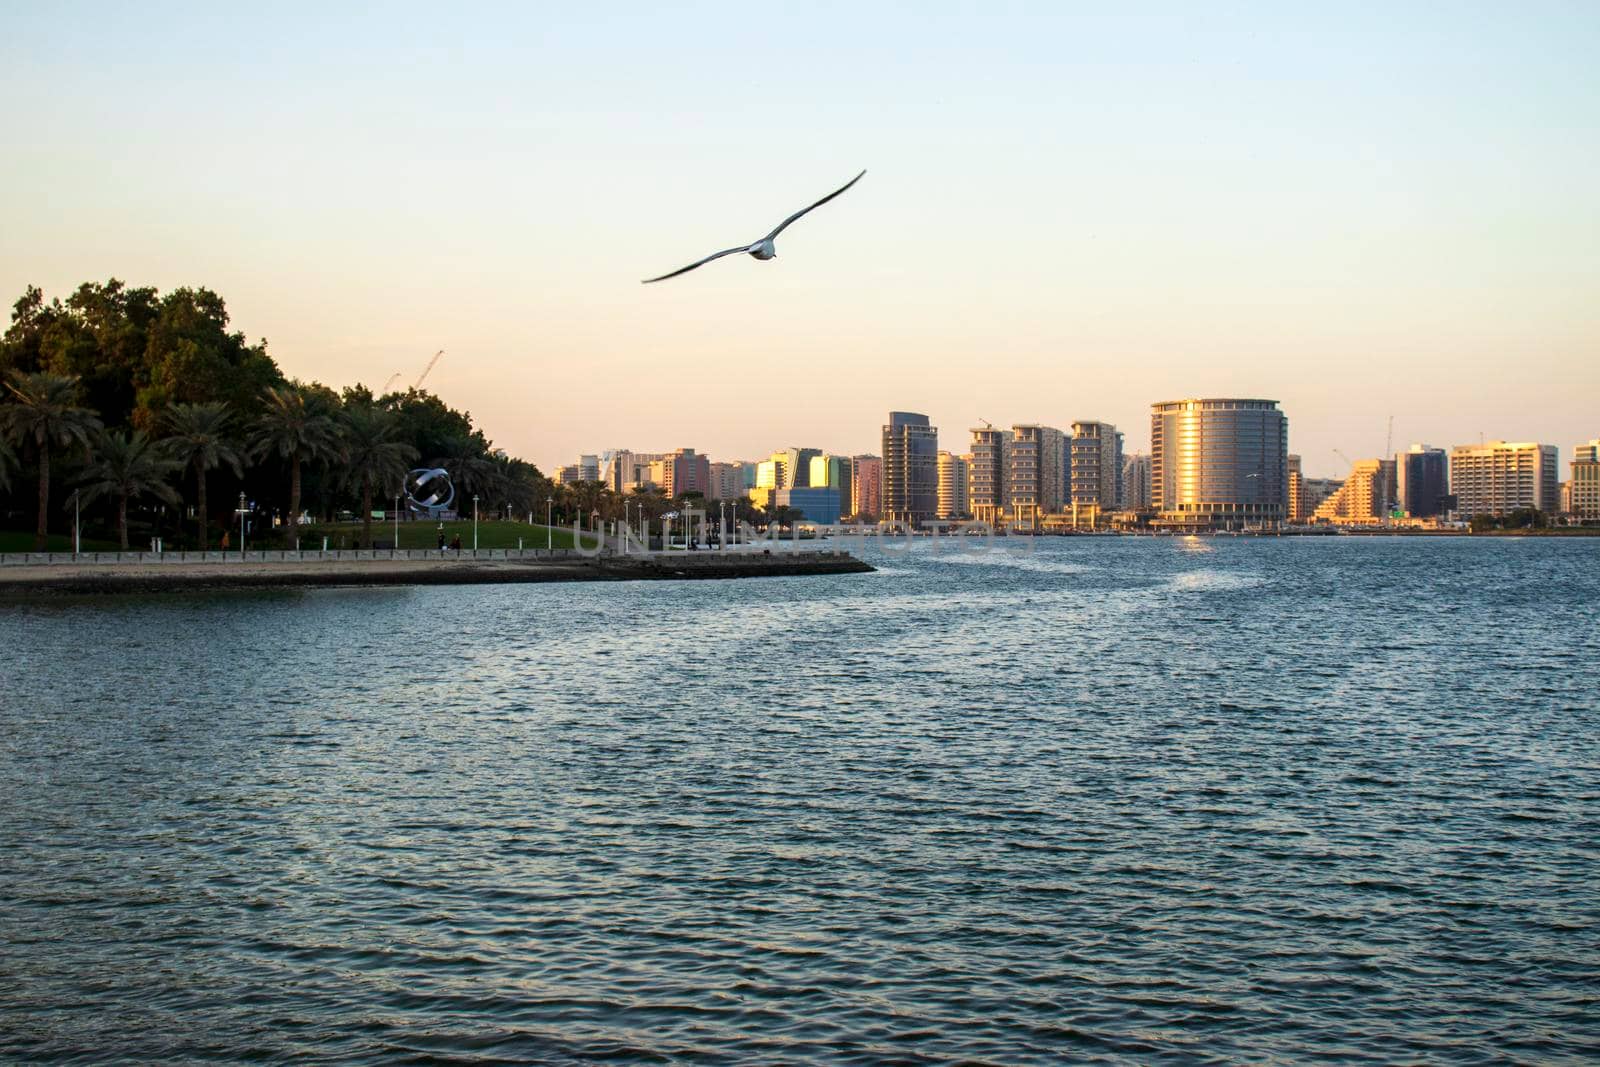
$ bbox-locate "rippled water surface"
[4,537,1599,1063]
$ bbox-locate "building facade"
[810,454,853,513]
[936,451,970,520]
[1312,459,1396,522]
[660,448,710,498]
[776,486,841,525]
[967,427,1012,526]
[1150,398,1288,529]
[707,461,744,501]
[1448,441,1559,518]
[850,455,882,520]
[1070,421,1123,509]
[881,412,938,525]
[1008,424,1066,530]
[1287,454,1305,522]
[1122,453,1152,511]
[1396,444,1449,518]
[1570,439,1599,520]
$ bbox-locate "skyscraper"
[1070,421,1123,509]
[661,448,710,497]
[882,412,938,525]
[1313,459,1396,522]
[936,451,970,520]
[810,454,853,514]
[1395,444,1449,518]
[1286,454,1305,522]
[1122,453,1152,510]
[1448,441,1559,518]
[968,426,1012,526]
[1008,424,1066,530]
[1150,398,1288,529]
[850,455,882,520]
[1572,439,1600,520]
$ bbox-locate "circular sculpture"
[405,467,455,515]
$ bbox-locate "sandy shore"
[0,551,873,596]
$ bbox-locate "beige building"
[936,451,970,520]
[1122,453,1152,510]
[1008,424,1066,530]
[1150,398,1288,529]
[1571,439,1600,520]
[967,426,1012,526]
[850,455,881,520]
[604,451,667,494]
[1287,454,1306,522]
[1070,421,1123,509]
[1449,441,1559,518]
[1313,459,1395,522]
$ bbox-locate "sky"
[2,2,1596,479]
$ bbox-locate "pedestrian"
[450,533,462,552]
[220,530,230,550]
[437,524,446,551]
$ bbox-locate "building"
[1570,439,1599,520]
[1396,444,1450,518]
[1122,453,1152,511]
[708,461,744,501]
[810,454,853,513]
[1150,398,1288,529]
[577,454,599,482]
[936,451,970,520]
[1287,454,1305,522]
[660,448,711,498]
[968,426,1013,526]
[1313,459,1396,523]
[1303,477,1342,513]
[881,412,938,526]
[1008,424,1066,530]
[604,451,667,494]
[557,464,582,486]
[776,486,841,525]
[1070,421,1123,509]
[850,455,881,520]
[1448,441,1559,518]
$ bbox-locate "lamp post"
[238,492,246,559]
[394,489,401,551]
[591,509,599,549]
[72,490,81,557]
[546,496,553,550]
[473,495,479,551]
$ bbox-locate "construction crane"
[380,372,403,394]
[1333,448,1355,471]
[1385,415,1394,460]
[977,416,994,430]
[414,350,444,390]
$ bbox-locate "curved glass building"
[1150,399,1288,529]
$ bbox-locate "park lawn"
[307,519,600,551]
[0,529,122,553]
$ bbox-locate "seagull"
[642,169,866,284]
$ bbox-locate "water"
[3,537,1597,1063]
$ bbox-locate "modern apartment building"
[707,461,744,501]
[1287,454,1305,522]
[776,486,841,525]
[1070,421,1123,509]
[1122,453,1152,511]
[968,426,1013,526]
[1150,398,1288,529]
[603,451,667,494]
[1008,424,1066,530]
[810,454,853,512]
[936,451,970,520]
[1448,441,1559,518]
[577,454,600,482]
[881,412,938,525]
[659,448,711,497]
[1570,438,1599,520]
[1313,459,1396,522]
[850,455,882,520]
[1303,477,1342,513]
[1396,444,1449,518]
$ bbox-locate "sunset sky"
[3,3,1596,478]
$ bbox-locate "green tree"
[248,384,340,550]
[76,429,182,550]
[135,287,281,429]
[0,371,103,550]
[338,404,418,549]
[0,435,14,493]
[164,401,243,550]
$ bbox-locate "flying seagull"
[642,169,866,284]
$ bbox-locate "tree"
[431,435,503,505]
[338,404,418,549]
[0,371,102,550]
[164,401,243,549]
[134,287,281,428]
[248,384,340,549]
[76,430,182,550]
[0,435,14,493]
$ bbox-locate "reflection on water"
[3,537,1598,1062]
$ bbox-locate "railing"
[0,548,598,566]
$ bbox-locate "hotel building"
[937,451,970,520]
[1313,459,1395,522]
[968,426,1012,526]
[882,412,938,525]
[1287,454,1305,521]
[1571,439,1600,520]
[1150,398,1288,529]
[1448,441,1559,518]
[1122,453,1152,511]
[1008,424,1066,530]
[1070,421,1124,509]
[850,456,882,520]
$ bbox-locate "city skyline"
[2,4,1596,479]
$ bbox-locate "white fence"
[0,548,595,567]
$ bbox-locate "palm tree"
[76,430,183,550]
[164,401,243,550]
[0,436,15,494]
[0,372,103,550]
[431,437,503,504]
[338,405,418,548]
[248,385,339,549]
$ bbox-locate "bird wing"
[641,244,752,284]
[762,169,866,242]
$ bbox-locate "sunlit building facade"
[1150,398,1288,529]
[1569,439,1599,520]
[1448,441,1559,518]
[1122,453,1152,511]
[936,451,970,520]
[882,412,938,525]
[1313,459,1395,522]
[1070,421,1123,509]
[1008,424,1066,530]
[850,455,881,520]
[968,427,1012,526]
[1287,454,1305,522]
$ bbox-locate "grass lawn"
[0,529,122,553]
[305,519,600,551]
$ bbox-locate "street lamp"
[238,492,246,558]
[546,496,553,550]
[72,489,81,557]
[473,494,479,551]
[394,488,401,552]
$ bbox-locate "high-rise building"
[1008,424,1066,530]
[776,486,841,524]
[1304,477,1342,513]
[604,451,667,493]
[1122,453,1152,511]
[578,454,600,482]
[968,426,1013,526]
[557,464,582,485]
[881,412,938,525]
[659,448,710,497]
[707,461,744,501]
[1448,441,1559,518]
[1313,459,1396,522]
[936,451,970,520]
[1569,439,1599,520]
[850,455,882,520]
[1150,398,1288,529]
[810,454,853,513]
[1395,444,1449,518]
[1287,454,1305,522]
[1070,421,1123,509]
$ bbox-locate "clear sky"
[2,3,1596,478]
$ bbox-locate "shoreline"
[0,550,874,597]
